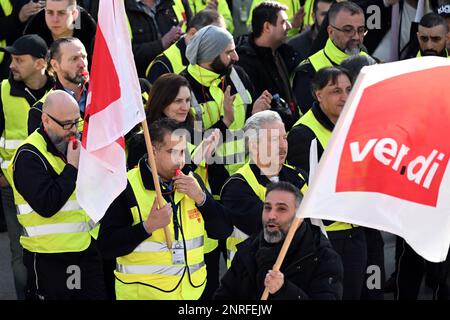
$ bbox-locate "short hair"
[419,12,449,32]
[244,110,282,152]
[311,67,352,99]
[251,1,288,38]
[148,118,185,149]
[188,9,222,30]
[146,73,193,126]
[266,181,303,209]
[313,0,333,14]
[328,1,364,25]
[340,55,376,82]
[48,37,82,63]
[45,0,77,7]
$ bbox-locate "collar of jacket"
[187,64,222,87]
[323,38,354,65]
[416,48,449,58]
[312,101,335,131]
[8,73,54,103]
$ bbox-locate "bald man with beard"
[8,90,106,300]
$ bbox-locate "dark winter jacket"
[214,221,344,300]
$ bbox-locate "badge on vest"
[172,241,185,265]
[188,208,202,223]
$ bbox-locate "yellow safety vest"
[0,80,32,182]
[247,0,308,36]
[292,109,357,232]
[0,0,13,64]
[115,167,207,300]
[225,163,308,268]
[7,131,93,253]
[172,0,189,32]
[308,38,368,72]
[145,40,185,78]
[188,0,234,33]
[187,142,218,254]
[188,64,250,175]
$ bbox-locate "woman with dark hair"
[287,67,369,300]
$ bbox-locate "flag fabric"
[298,57,450,262]
[76,0,145,223]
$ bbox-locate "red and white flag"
[77,0,145,222]
[298,57,450,262]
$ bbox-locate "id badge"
[172,241,185,265]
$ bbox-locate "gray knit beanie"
[186,25,234,65]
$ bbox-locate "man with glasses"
[7,90,106,300]
[292,1,369,114]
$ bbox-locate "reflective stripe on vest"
[0,80,32,180]
[23,222,90,237]
[17,199,81,215]
[0,0,13,64]
[115,167,206,299]
[117,261,205,276]
[188,65,249,175]
[7,131,92,253]
[293,109,357,232]
[309,39,368,72]
[225,163,307,267]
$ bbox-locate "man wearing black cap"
[0,33,54,300]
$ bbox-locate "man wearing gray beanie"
[180,24,272,300]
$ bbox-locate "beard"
[344,40,362,56]
[211,56,233,76]
[47,129,69,155]
[63,70,88,86]
[263,220,287,244]
[420,48,445,56]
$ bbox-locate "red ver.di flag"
[299,57,450,262]
[76,0,145,223]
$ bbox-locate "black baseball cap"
[437,2,450,18]
[0,34,48,59]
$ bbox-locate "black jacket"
[214,222,344,300]
[13,127,78,217]
[0,74,54,135]
[97,157,233,259]
[236,34,301,130]
[23,6,97,61]
[220,164,308,236]
[287,102,333,173]
[125,0,182,77]
[0,0,27,79]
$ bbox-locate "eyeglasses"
[45,113,82,130]
[330,24,367,36]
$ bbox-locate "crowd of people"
[0,0,449,300]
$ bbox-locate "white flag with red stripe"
[76,0,145,223]
[298,57,450,262]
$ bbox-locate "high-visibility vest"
[188,0,234,33]
[145,40,185,78]
[114,167,207,300]
[308,38,368,72]
[188,64,250,175]
[247,0,311,36]
[225,163,308,267]
[7,131,93,253]
[0,0,13,65]
[292,109,357,232]
[187,142,218,255]
[172,0,189,32]
[0,80,31,182]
